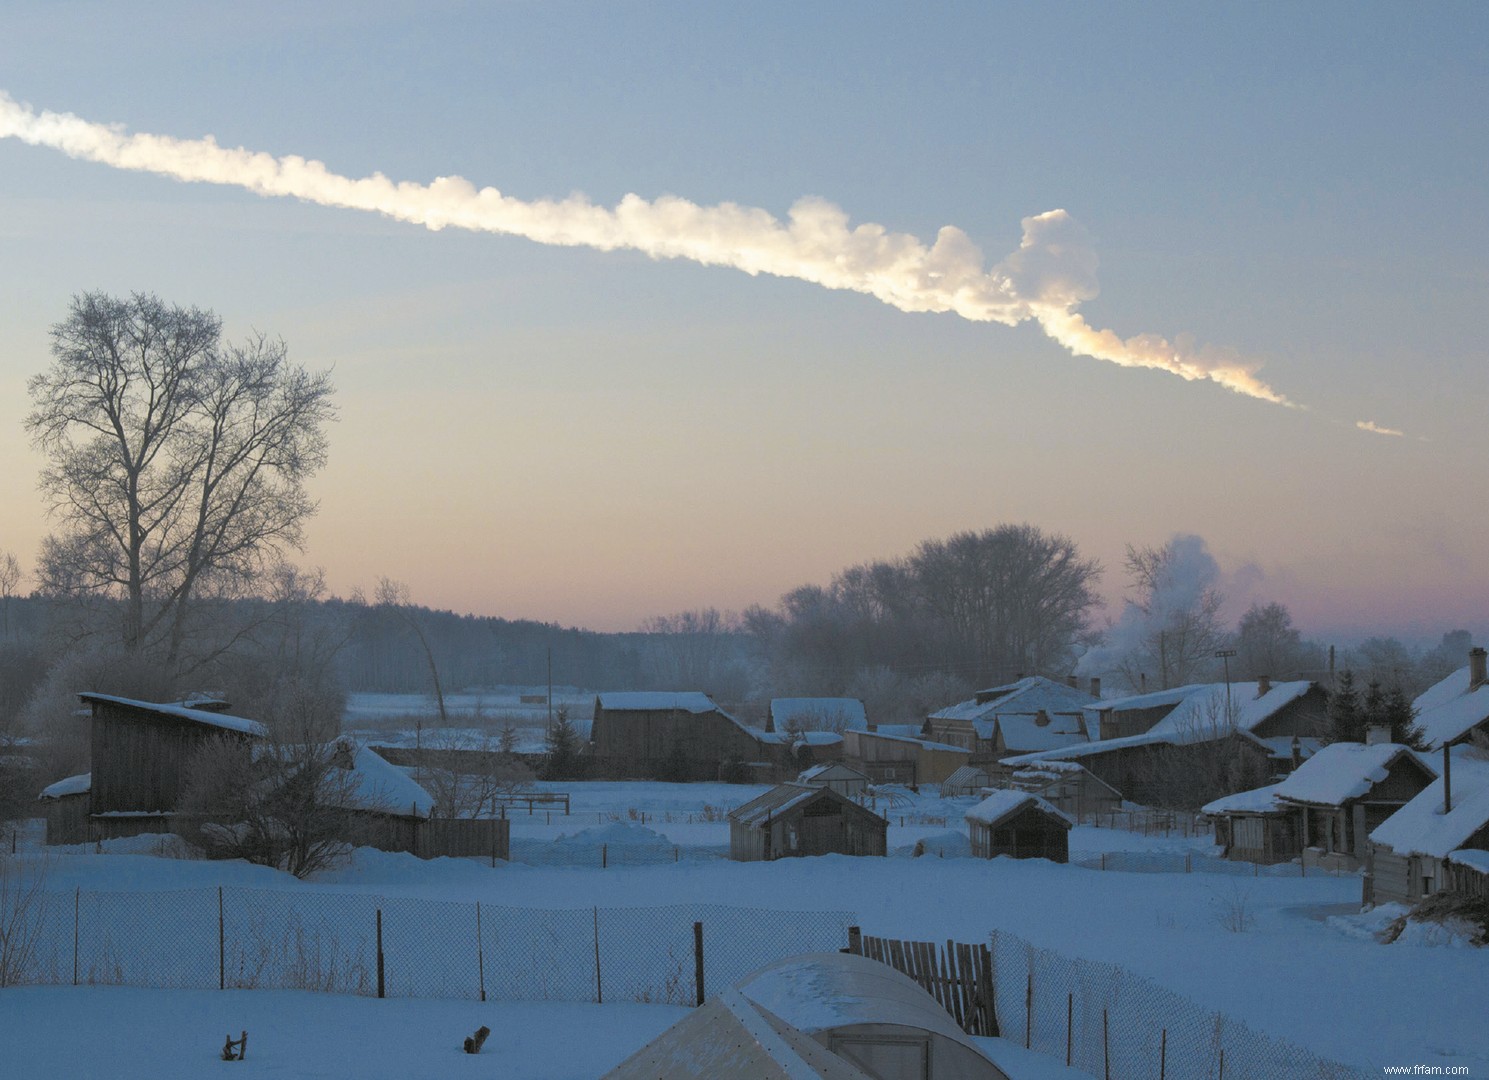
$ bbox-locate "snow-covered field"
[4,780,1485,1079]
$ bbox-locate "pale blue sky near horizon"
[0,2,1485,642]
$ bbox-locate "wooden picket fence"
[847,928,998,1037]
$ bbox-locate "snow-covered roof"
[1081,684,1205,716]
[990,711,1089,752]
[929,676,1097,724]
[1202,782,1289,816]
[38,771,91,800]
[965,789,1073,829]
[873,723,925,740]
[1447,848,1489,875]
[79,692,267,737]
[331,742,434,818]
[1002,681,1312,768]
[769,698,868,731]
[1255,735,1322,762]
[1273,742,1434,808]
[596,691,722,714]
[1370,745,1489,859]
[729,783,851,828]
[853,730,969,754]
[755,729,843,747]
[1411,665,1489,750]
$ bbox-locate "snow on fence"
[9,886,854,1007]
[987,927,1374,1080]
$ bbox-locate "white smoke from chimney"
[0,91,1306,406]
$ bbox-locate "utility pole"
[546,645,553,736]
[1215,649,1237,722]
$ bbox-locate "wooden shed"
[965,790,1072,863]
[1368,745,1489,906]
[37,772,91,845]
[797,762,871,799]
[1202,783,1300,864]
[729,783,887,861]
[736,952,1008,1080]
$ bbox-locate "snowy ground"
[5,780,1486,1078]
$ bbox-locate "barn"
[736,952,1008,1080]
[729,783,887,861]
[590,692,772,781]
[965,790,1072,863]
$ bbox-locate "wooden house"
[1369,745,1489,906]
[927,677,1097,764]
[965,790,1072,862]
[1007,760,1123,822]
[729,783,887,861]
[1272,739,1437,869]
[736,953,1008,1080]
[590,692,773,781]
[841,729,970,788]
[797,761,871,799]
[1004,680,1328,809]
[1202,783,1300,864]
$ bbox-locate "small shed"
[729,783,887,861]
[798,762,871,799]
[37,772,92,845]
[1202,783,1299,863]
[603,987,874,1080]
[965,790,1072,863]
[938,765,992,798]
[736,952,1008,1080]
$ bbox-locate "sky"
[0,2,1485,641]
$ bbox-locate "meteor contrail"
[1,92,1297,405]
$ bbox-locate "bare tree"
[639,608,752,698]
[27,292,335,670]
[419,728,535,819]
[373,578,447,725]
[0,552,19,642]
[1234,601,1321,679]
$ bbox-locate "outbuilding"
[797,762,871,799]
[965,790,1072,863]
[736,952,1008,1080]
[1202,782,1299,864]
[729,783,887,861]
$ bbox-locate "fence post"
[602,843,608,869]
[1185,853,1192,874]
[1024,967,1032,1049]
[593,907,603,1004]
[376,909,385,999]
[1066,992,1073,1066]
[847,926,862,955]
[693,921,705,1006]
[476,901,486,1003]
[1160,1027,1167,1080]
[1101,852,1107,871]
[218,886,225,990]
[1218,1047,1225,1080]
[72,887,80,986]
[673,846,679,863]
[1102,1008,1109,1080]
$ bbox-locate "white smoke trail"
[1356,420,1404,437]
[0,92,1298,403]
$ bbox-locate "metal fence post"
[1103,1008,1110,1080]
[1160,1027,1167,1080]
[376,909,385,999]
[218,886,225,990]
[476,901,486,1002]
[693,921,705,1006]
[1024,967,1033,1049]
[1066,992,1073,1066]
[593,907,603,1004]
[72,887,80,986]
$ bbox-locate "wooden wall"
[590,707,769,780]
[89,702,247,815]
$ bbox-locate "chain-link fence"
[1070,851,1356,878]
[988,928,1372,1080]
[507,839,730,867]
[8,884,854,1006]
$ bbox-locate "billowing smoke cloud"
[0,92,1326,410]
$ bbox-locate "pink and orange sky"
[1,3,1485,640]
